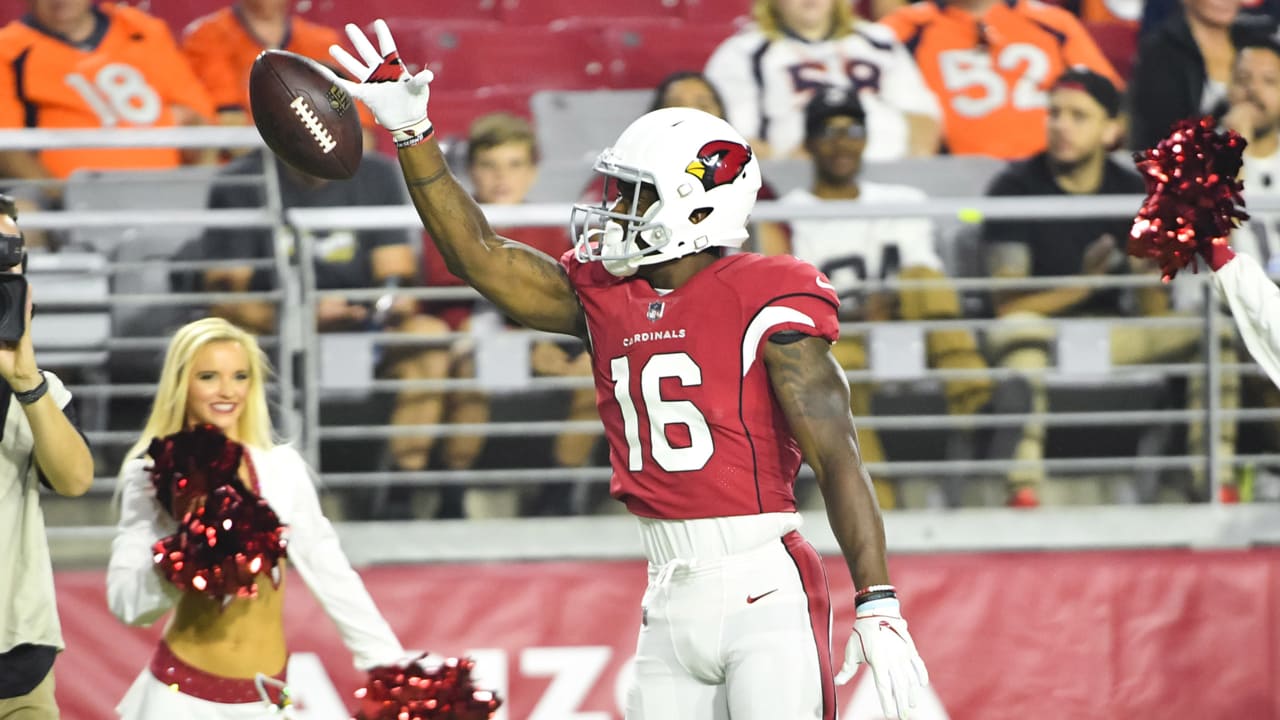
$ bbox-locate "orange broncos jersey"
[182,7,373,126]
[881,0,1120,158]
[0,3,215,179]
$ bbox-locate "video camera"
[0,231,28,343]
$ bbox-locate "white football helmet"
[572,107,762,277]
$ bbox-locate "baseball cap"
[1050,67,1121,117]
[804,87,867,140]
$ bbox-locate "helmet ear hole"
[688,207,713,224]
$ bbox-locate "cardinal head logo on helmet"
[684,140,753,192]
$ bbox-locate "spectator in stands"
[705,0,941,161]
[181,0,374,145]
[880,0,1120,158]
[758,88,991,509]
[1225,32,1280,217]
[196,151,457,518]
[1129,0,1247,150]
[0,0,216,194]
[422,112,596,517]
[1142,0,1277,41]
[982,69,1238,505]
[649,70,727,117]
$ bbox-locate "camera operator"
[0,193,94,720]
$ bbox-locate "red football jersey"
[562,250,841,520]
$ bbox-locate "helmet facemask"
[572,167,673,278]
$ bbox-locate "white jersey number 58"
[610,352,713,473]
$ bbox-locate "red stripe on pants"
[783,530,837,720]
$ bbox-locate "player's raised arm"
[329,20,586,338]
[764,335,928,720]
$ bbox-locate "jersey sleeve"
[1214,252,1280,390]
[704,33,764,141]
[0,44,22,128]
[107,459,181,627]
[877,7,919,42]
[136,11,216,121]
[559,247,600,291]
[274,446,405,670]
[867,24,941,119]
[181,15,242,112]
[740,257,841,375]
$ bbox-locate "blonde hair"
[753,0,856,40]
[121,317,275,469]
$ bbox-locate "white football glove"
[328,19,434,147]
[835,598,930,720]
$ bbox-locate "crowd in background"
[3,0,1280,518]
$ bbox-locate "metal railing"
[5,127,1280,511]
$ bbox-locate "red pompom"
[1129,116,1250,280]
[148,424,243,519]
[148,426,287,605]
[353,654,502,720]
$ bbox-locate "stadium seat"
[27,252,110,370]
[597,19,741,88]
[301,0,501,30]
[498,0,683,24]
[423,87,535,143]
[682,0,753,24]
[62,167,221,385]
[530,88,651,166]
[1085,21,1139,81]
[391,21,611,93]
[26,251,112,433]
[118,0,218,35]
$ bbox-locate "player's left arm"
[764,335,888,588]
[766,334,929,719]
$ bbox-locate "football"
[249,50,362,180]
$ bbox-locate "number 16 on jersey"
[610,352,713,473]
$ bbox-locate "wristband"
[392,118,434,149]
[855,584,897,608]
[14,373,47,405]
[856,597,902,615]
[1205,239,1236,271]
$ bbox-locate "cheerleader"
[106,317,404,718]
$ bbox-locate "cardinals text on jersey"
[562,250,840,520]
[705,21,940,161]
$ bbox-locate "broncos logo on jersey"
[684,140,753,192]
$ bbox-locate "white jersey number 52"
[610,352,713,473]
[937,44,1050,118]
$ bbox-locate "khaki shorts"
[0,669,57,720]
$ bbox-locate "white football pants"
[626,517,836,720]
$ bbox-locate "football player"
[331,20,929,720]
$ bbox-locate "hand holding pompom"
[147,426,288,605]
[147,424,244,518]
[353,653,502,720]
[1128,116,1250,280]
